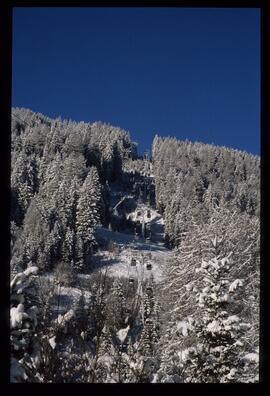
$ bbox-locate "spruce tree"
[182,252,250,383]
[75,167,101,271]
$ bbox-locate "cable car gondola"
[146,263,152,271]
[131,258,136,266]
[120,342,128,351]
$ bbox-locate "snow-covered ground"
[94,206,172,282]
[36,274,92,318]
[39,199,171,319]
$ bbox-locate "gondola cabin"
[145,223,151,236]
[121,343,128,351]
[131,258,136,266]
[146,263,152,270]
[129,277,134,284]
[135,221,142,235]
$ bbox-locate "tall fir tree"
[75,167,102,271]
[181,251,252,383]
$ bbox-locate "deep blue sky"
[12,7,260,155]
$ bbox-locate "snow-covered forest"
[10,108,260,383]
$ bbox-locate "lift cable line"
[12,111,158,285]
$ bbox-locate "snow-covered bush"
[10,266,39,382]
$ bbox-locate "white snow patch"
[224,315,240,325]
[207,320,221,333]
[10,304,28,328]
[24,266,38,276]
[229,279,244,293]
[177,319,192,336]
[243,353,259,363]
[49,336,56,349]
[227,368,237,380]
[94,210,171,283]
[116,325,130,343]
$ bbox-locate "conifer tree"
[74,291,88,334]
[139,280,159,358]
[182,252,251,383]
[75,167,101,271]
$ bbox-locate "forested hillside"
[10,108,260,383]
[11,107,135,275]
[152,136,260,382]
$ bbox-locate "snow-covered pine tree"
[108,278,127,331]
[74,291,88,334]
[132,280,160,382]
[55,180,70,228]
[154,323,185,383]
[67,176,80,230]
[181,251,251,383]
[11,151,39,223]
[102,141,114,181]
[63,227,76,265]
[74,235,85,273]
[75,166,102,271]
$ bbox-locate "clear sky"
[12,7,260,155]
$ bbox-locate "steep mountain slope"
[151,135,260,382]
[10,108,260,383]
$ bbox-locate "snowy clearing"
[94,206,172,282]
